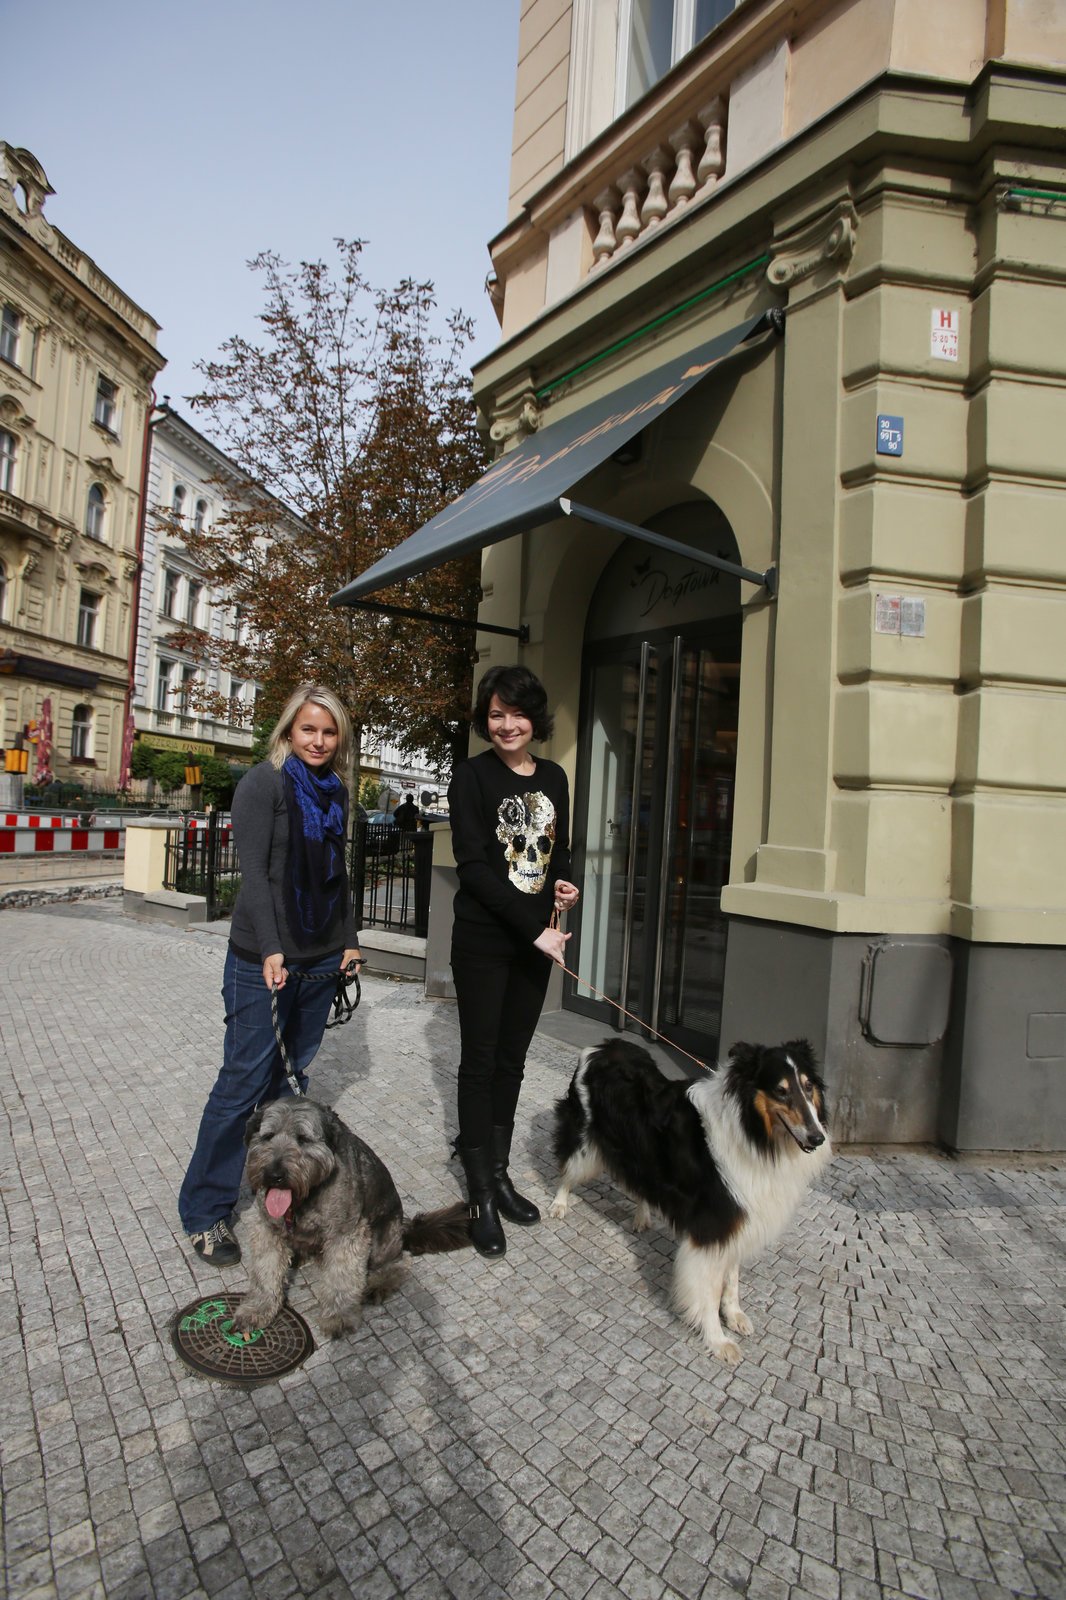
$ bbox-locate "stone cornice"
[86,454,125,487]
[0,153,162,370]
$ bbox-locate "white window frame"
[0,304,20,367]
[94,374,118,433]
[76,588,100,650]
[193,498,208,534]
[71,704,94,761]
[179,664,198,712]
[171,483,186,517]
[161,568,179,617]
[185,580,203,627]
[0,559,7,621]
[155,656,175,711]
[613,0,739,115]
[0,429,16,494]
[85,482,106,541]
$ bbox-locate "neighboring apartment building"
[333,0,1066,1150]
[0,142,164,788]
[368,737,449,813]
[134,402,274,766]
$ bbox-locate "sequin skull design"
[496,792,556,894]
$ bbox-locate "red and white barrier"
[0,813,124,854]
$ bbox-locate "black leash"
[269,961,362,1097]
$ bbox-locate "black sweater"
[448,749,572,948]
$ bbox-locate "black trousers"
[451,933,552,1149]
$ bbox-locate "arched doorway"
[567,501,742,1062]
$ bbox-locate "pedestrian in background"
[448,664,580,1257]
[178,684,362,1265]
[394,793,419,832]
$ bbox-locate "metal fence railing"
[163,811,240,920]
[164,811,435,935]
[349,819,433,937]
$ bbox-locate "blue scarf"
[282,753,347,946]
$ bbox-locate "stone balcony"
[485,0,1027,346]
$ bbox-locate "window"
[71,704,93,760]
[77,588,100,649]
[0,429,16,494]
[193,498,208,534]
[155,657,174,711]
[179,664,198,711]
[171,483,186,517]
[85,482,106,540]
[162,568,180,617]
[0,560,7,620]
[185,580,202,626]
[0,304,20,367]
[94,375,118,432]
[619,0,737,109]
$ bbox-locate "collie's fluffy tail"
[402,1201,472,1255]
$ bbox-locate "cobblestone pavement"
[1,902,1064,1600]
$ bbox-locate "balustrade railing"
[590,98,726,272]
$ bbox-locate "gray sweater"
[227,761,358,964]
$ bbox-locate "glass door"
[654,637,738,1055]
[569,621,739,1062]
[569,644,659,1023]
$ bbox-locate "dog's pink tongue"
[265,1187,292,1220]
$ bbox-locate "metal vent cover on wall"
[859,939,953,1047]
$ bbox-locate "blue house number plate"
[877,414,904,456]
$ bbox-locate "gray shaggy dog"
[232,1099,471,1338]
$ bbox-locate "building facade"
[345,1,1065,1149]
[134,403,270,767]
[0,143,164,789]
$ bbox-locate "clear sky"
[5,0,520,411]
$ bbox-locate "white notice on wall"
[931,308,960,362]
[900,597,926,637]
[875,594,901,634]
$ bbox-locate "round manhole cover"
[170,1294,314,1386]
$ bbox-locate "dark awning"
[329,310,779,608]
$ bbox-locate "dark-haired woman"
[178,684,362,1266]
[448,664,580,1257]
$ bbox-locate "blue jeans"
[178,947,342,1233]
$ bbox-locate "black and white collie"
[549,1037,831,1364]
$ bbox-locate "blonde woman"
[179,685,362,1265]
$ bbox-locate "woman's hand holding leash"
[340,948,363,977]
[553,880,580,912]
[263,952,288,991]
[534,924,571,966]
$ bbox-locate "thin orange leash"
[550,908,712,1075]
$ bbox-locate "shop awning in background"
[329,310,780,610]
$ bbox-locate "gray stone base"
[719,915,1066,1151]
[124,888,209,926]
[941,941,1066,1152]
[357,928,425,982]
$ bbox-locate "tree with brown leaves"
[164,239,487,788]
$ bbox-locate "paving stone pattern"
[1,901,1064,1600]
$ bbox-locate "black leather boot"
[459,1145,506,1258]
[491,1124,541,1226]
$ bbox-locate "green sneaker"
[188,1220,241,1266]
